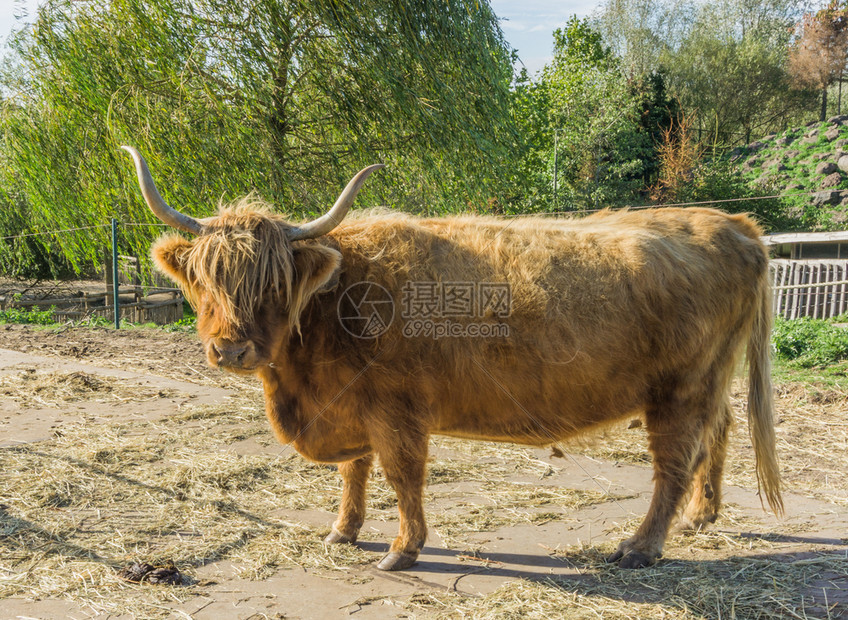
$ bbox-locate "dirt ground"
[0,323,846,619]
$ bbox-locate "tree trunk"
[266,15,295,200]
[821,86,829,122]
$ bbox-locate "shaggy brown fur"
[152,205,781,571]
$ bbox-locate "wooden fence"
[103,254,183,324]
[5,257,848,324]
[769,259,848,319]
[0,284,183,325]
[0,254,183,325]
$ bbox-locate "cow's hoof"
[607,547,659,569]
[324,527,356,545]
[376,551,418,571]
[677,512,718,532]
[617,550,657,569]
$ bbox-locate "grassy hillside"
[732,115,848,231]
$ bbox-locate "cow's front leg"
[373,429,428,571]
[326,453,374,544]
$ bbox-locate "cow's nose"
[212,340,252,367]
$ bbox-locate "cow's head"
[122,146,382,373]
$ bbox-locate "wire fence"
[2,192,848,326]
[0,224,112,241]
[0,222,169,242]
[0,187,823,242]
[513,188,826,217]
[0,219,182,328]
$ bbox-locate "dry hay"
[0,368,180,408]
[0,386,603,617]
[573,379,848,507]
[428,485,627,549]
[0,396,376,616]
[0,323,258,396]
[404,513,845,619]
[404,551,846,620]
[423,438,637,547]
[0,347,846,618]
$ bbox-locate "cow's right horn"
[121,146,205,236]
[287,164,385,241]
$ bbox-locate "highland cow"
[122,146,782,572]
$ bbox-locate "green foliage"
[772,316,848,367]
[552,17,611,66]
[0,304,196,331]
[596,0,813,147]
[506,70,552,212]
[509,17,675,212]
[545,17,648,209]
[164,315,197,332]
[0,306,57,325]
[633,72,680,184]
[0,0,517,277]
[668,31,801,145]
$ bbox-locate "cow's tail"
[747,265,783,515]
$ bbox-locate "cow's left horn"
[120,146,205,236]
[287,164,385,241]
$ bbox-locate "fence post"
[553,129,558,209]
[111,218,120,329]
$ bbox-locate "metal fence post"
[553,129,558,209]
[111,218,120,329]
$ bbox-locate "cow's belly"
[432,426,566,446]
[430,402,642,446]
[293,439,373,464]
[426,343,651,444]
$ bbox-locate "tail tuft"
[747,265,783,515]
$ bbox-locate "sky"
[0,0,39,42]
[0,0,597,76]
[490,0,598,76]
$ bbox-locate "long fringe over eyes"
[182,200,294,333]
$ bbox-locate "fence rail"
[3,217,848,324]
[0,281,184,325]
[769,259,848,319]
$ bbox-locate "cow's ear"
[289,243,342,332]
[151,234,193,288]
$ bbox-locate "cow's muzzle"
[208,338,259,370]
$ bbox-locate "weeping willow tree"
[0,0,517,277]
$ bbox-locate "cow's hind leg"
[371,423,429,571]
[326,453,374,544]
[679,398,732,530]
[609,392,708,568]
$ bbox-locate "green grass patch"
[0,306,196,332]
[730,120,848,231]
[772,315,848,369]
[772,356,848,390]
